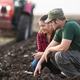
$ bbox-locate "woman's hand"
[33,52,43,60]
[34,62,41,76]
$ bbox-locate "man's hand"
[34,62,41,76]
[33,52,43,60]
[44,48,52,62]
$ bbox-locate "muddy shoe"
[57,73,67,79]
[42,73,64,80]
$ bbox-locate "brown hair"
[38,14,48,33]
[39,14,48,21]
[52,17,66,24]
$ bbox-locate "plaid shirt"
[37,30,56,52]
[37,30,61,74]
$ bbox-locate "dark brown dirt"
[0,19,80,80]
[0,32,80,80]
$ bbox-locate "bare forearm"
[38,52,45,64]
[49,44,65,52]
[45,40,60,51]
[49,39,72,52]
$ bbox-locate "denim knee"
[31,59,39,71]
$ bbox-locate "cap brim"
[45,18,52,23]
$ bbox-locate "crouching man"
[34,8,80,78]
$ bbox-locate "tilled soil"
[0,31,80,80]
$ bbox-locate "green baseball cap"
[45,8,64,23]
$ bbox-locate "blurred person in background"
[31,14,61,75]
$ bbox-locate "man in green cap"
[34,8,80,78]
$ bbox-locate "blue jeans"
[31,58,60,73]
